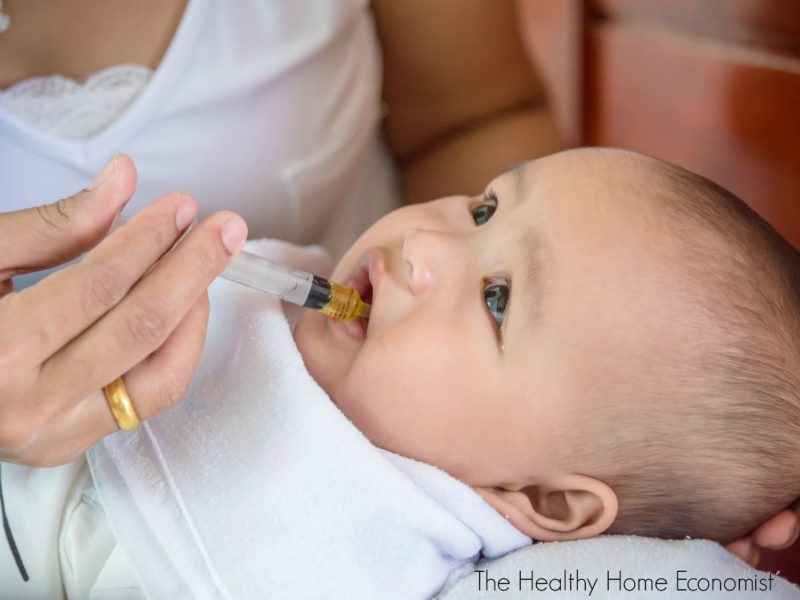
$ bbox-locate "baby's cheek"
[335,365,403,443]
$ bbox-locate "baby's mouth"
[336,258,374,340]
[351,260,374,335]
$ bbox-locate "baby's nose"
[401,228,454,295]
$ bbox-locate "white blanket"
[86,240,530,599]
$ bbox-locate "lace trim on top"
[0,64,153,139]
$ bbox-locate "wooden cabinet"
[520,0,800,248]
[584,0,800,249]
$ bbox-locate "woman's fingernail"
[90,155,119,190]
[221,216,247,254]
[175,201,197,231]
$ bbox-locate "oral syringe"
[110,216,370,321]
[221,250,370,321]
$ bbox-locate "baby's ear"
[472,475,618,541]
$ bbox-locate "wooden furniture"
[518,0,800,248]
[518,0,800,583]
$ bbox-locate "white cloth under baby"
[86,240,531,599]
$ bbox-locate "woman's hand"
[0,155,247,466]
[725,504,800,566]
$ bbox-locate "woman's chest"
[0,0,186,89]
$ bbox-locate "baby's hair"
[573,153,800,543]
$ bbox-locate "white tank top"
[0,0,396,259]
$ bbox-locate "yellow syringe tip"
[357,302,371,319]
[319,282,370,321]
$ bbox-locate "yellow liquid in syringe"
[318,282,371,321]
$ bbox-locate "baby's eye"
[471,190,498,226]
[484,280,510,330]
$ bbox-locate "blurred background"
[372,0,800,584]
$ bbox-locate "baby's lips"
[337,248,389,341]
[364,248,389,301]
[328,305,367,341]
[346,249,381,303]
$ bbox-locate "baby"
[294,146,800,545]
[7,147,799,599]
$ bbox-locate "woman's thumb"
[0,155,136,279]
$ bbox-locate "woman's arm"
[371,0,565,203]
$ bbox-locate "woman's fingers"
[725,539,762,568]
[0,155,135,280]
[725,508,799,567]
[120,290,210,420]
[5,192,197,365]
[0,152,248,467]
[752,509,800,550]
[725,537,752,563]
[13,292,212,467]
[42,210,246,402]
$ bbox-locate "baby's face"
[294,148,672,489]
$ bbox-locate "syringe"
[109,216,370,321]
[221,250,370,321]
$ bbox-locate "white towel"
[87,240,530,600]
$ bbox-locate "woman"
[0,0,794,571]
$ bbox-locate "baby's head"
[294,147,800,544]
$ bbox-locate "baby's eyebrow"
[493,162,527,209]
[516,230,546,330]
[502,161,526,176]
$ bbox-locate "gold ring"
[103,376,141,430]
